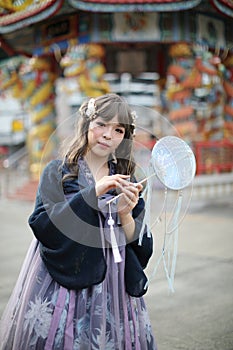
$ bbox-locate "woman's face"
[87,115,125,159]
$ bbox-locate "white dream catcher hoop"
[107,135,196,293]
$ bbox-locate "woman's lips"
[98,142,110,148]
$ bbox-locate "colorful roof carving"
[68,0,202,12]
[0,0,64,33]
[0,0,232,35]
[211,0,233,17]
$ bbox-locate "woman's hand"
[95,174,131,197]
[95,174,143,242]
[117,182,143,216]
[117,182,143,241]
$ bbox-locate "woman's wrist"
[119,212,133,224]
[119,213,135,241]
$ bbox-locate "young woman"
[0,93,157,349]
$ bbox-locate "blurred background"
[0,1,233,349]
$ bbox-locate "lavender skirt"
[0,238,157,350]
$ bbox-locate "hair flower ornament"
[131,110,137,126]
[131,110,137,135]
[86,98,96,119]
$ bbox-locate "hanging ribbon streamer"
[162,190,183,293]
[108,203,122,263]
[144,190,183,293]
[138,165,153,246]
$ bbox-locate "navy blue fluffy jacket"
[28,159,153,297]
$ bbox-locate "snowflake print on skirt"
[23,296,52,345]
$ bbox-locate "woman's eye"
[115,128,124,134]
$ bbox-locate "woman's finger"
[95,174,130,196]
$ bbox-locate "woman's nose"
[103,127,112,139]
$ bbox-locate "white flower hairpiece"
[131,110,137,126]
[86,98,96,119]
[131,111,137,136]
